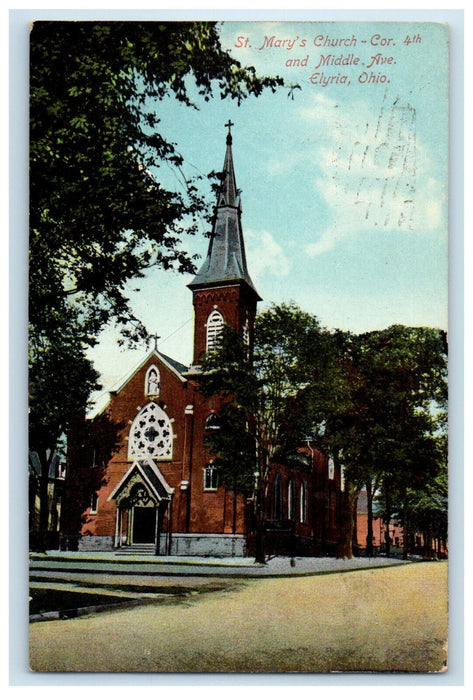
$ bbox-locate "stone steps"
[115,544,156,556]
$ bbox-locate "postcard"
[27,18,449,674]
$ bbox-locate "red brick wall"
[191,283,257,364]
[77,351,248,540]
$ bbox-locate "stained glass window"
[128,402,173,461]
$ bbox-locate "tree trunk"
[352,514,358,555]
[337,485,359,559]
[366,479,374,557]
[384,490,392,558]
[232,477,237,535]
[253,474,266,564]
[37,448,54,553]
[399,495,407,560]
[424,530,434,559]
[384,519,391,557]
[254,523,265,564]
[402,526,410,560]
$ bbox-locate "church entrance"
[132,506,156,544]
[109,460,174,551]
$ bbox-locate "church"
[61,126,343,557]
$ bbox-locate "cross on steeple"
[151,333,160,351]
[225,119,234,144]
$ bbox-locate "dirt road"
[29,561,448,673]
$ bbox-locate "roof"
[108,459,174,503]
[158,351,188,376]
[87,348,189,420]
[109,348,188,394]
[188,130,261,299]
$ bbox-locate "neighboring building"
[355,489,447,558]
[29,450,66,550]
[60,126,343,556]
[355,489,405,556]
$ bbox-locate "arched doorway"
[125,483,158,545]
[108,459,175,552]
[133,507,156,544]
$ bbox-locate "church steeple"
[188,124,261,365]
[188,123,260,299]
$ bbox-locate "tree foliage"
[201,303,327,479]
[30,21,283,343]
[201,301,448,560]
[28,296,101,550]
[305,325,447,557]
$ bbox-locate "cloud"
[245,229,291,279]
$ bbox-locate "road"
[29,561,448,674]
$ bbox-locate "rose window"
[128,402,173,460]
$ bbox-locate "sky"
[87,19,449,404]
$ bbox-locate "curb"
[29,591,188,624]
[30,554,259,568]
[29,560,413,586]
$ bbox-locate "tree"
[30,21,283,344]
[383,429,448,559]
[29,21,283,547]
[200,303,328,562]
[358,326,447,558]
[301,329,368,558]
[304,325,447,559]
[28,298,101,551]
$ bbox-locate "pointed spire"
[188,124,260,299]
[218,120,238,208]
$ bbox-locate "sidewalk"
[30,550,412,578]
[29,551,414,623]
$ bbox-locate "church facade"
[61,128,343,557]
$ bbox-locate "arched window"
[299,481,307,523]
[206,309,224,351]
[288,479,296,520]
[145,365,160,396]
[90,492,98,514]
[128,402,173,461]
[273,473,282,520]
[242,319,250,346]
[203,464,218,491]
[205,413,221,430]
[328,457,335,480]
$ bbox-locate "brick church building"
[61,126,343,557]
